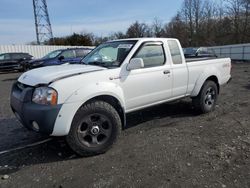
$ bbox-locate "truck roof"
[109,38,178,42]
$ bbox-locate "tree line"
[46,0,250,47]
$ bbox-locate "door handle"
[163,70,171,74]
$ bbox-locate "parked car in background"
[25,48,92,70]
[184,47,217,58]
[0,53,33,72]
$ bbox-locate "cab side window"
[12,53,23,59]
[133,43,165,68]
[24,54,32,59]
[2,54,11,60]
[0,54,5,60]
[168,40,183,65]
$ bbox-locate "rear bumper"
[0,64,22,71]
[10,82,62,135]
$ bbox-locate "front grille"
[16,82,30,91]
[12,82,34,102]
[17,82,25,90]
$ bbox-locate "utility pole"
[32,0,54,45]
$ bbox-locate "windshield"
[42,50,62,59]
[184,48,198,55]
[82,40,137,68]
[0,54,10,60]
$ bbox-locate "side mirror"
[127,58,144,71]
[58,55,65,61]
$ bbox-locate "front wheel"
[66,100,122,156]
[192,81,218,114]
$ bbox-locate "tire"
[66,100,122,156]
[18,67,24,72]
[192,81,218,114]
[19,64,27,72]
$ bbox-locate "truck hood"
[18,64,106,86]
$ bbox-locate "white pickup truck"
[11,38,231,156]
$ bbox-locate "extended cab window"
[134,43,165,68]
[168,40,183,64]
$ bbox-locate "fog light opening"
[32,121,40,132]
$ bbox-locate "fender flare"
[191,67,221,97]
[52,82,125,136]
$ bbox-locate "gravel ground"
[0,63,249,188]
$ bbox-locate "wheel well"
[86,95,126,128]
[206,76,220,93]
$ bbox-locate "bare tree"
[181,0,204,46]
[241,0,250,41]
[201,0,218,45]
[108,32,127,40]
[165,13,190,47]
[182,0,194,45]
[226,0,244,43]
[126,21,151,38]
[151,18,165,37]
[192,0,203,32]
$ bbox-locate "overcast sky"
[0,0,183,44]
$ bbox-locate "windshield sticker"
[118,44,133,49]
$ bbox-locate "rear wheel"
[66,100,122,156]
[192,81,218,113]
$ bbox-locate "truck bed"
[184,57,231,96]
[185,57,219,63]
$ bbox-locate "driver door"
[120,42,173,112]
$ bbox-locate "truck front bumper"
[10,82,62,135]
[227,77,232,84]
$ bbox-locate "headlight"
[32,87,58,105]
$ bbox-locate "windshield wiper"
[80,61,87,65]
[88,61,108,68]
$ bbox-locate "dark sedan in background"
[0,53,33,72]
[184,47,217,58]
[25,48,92,70]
